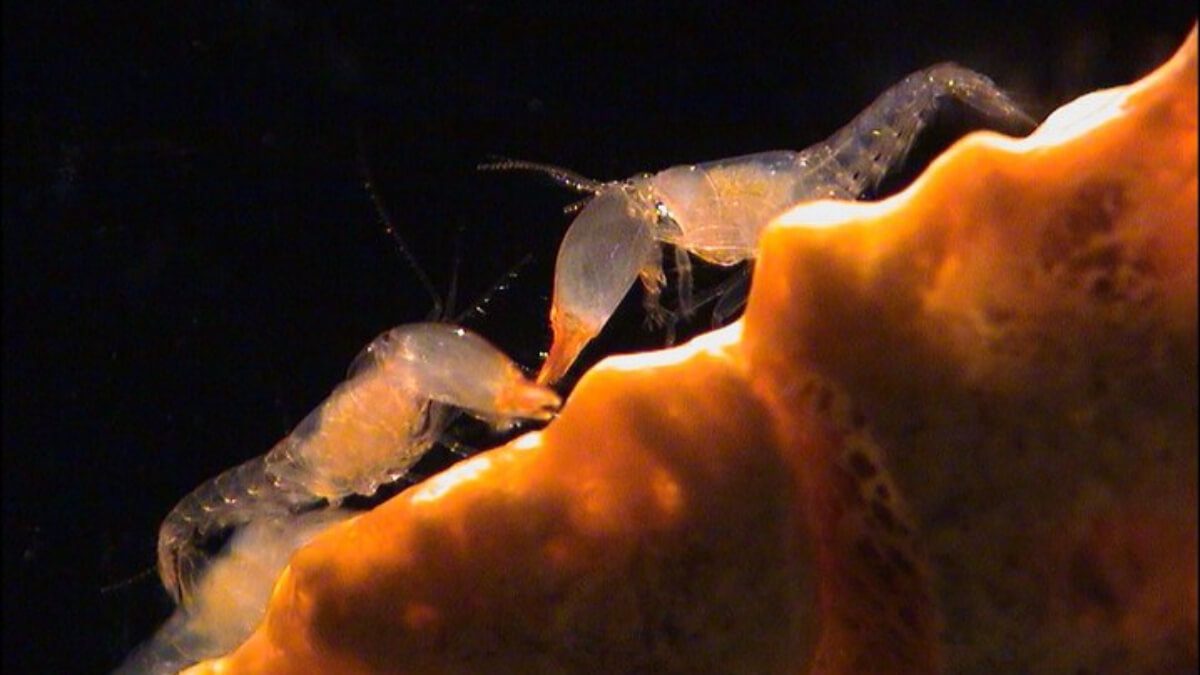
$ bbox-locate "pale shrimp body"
[530,63,1036,384]
[156,322,560,605]
[118,509,354,675]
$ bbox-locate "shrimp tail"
[800,63,1034,197]
[124,509,355,675]
[156,452,314,604]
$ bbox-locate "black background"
[4,1,1195,672]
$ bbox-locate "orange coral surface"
[189,28,1197,675]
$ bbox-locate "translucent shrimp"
[156,323,560,605]
[486,63,1036,384]
[117,509,354,675]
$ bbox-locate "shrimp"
[486,63,1035,384]
[118,509,354,675]
[156,322,560,605]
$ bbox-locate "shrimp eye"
[654,201,682,237]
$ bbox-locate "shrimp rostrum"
[157,323,560,605]
[488,63,1035,385]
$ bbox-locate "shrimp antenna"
[355,128,445,318]
[453,252,533,325]
[99,564,159,596]
[478,155,604,194]
[443,224,464,321]
[563,195,593,215]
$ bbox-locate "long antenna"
[453,253,533,325]
[444,224,464,320]
[355,127,444,318]
[99,564,158,595]
[478,155,605,194]
[357,132,534,327]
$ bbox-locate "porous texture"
[749,26,1197,674]
[188,28,1196,675]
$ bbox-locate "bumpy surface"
[749,28,1197,673]
[188,28,1196,675]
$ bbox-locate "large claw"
[537,187,658,385]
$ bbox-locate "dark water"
[4,1,1194,672]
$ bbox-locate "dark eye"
[653,202,682,236]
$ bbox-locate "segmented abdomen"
[795,62,1031,199]
[156,450,313,604]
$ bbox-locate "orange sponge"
[188,27,1196,675]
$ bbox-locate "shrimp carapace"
[156,322,559,605]
[491,63,1036,385]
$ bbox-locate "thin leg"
[639,246,674,330]
[672,262,752,326]
[674,246,695,319]
[711,265,752,327]
[439,434,478,459]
